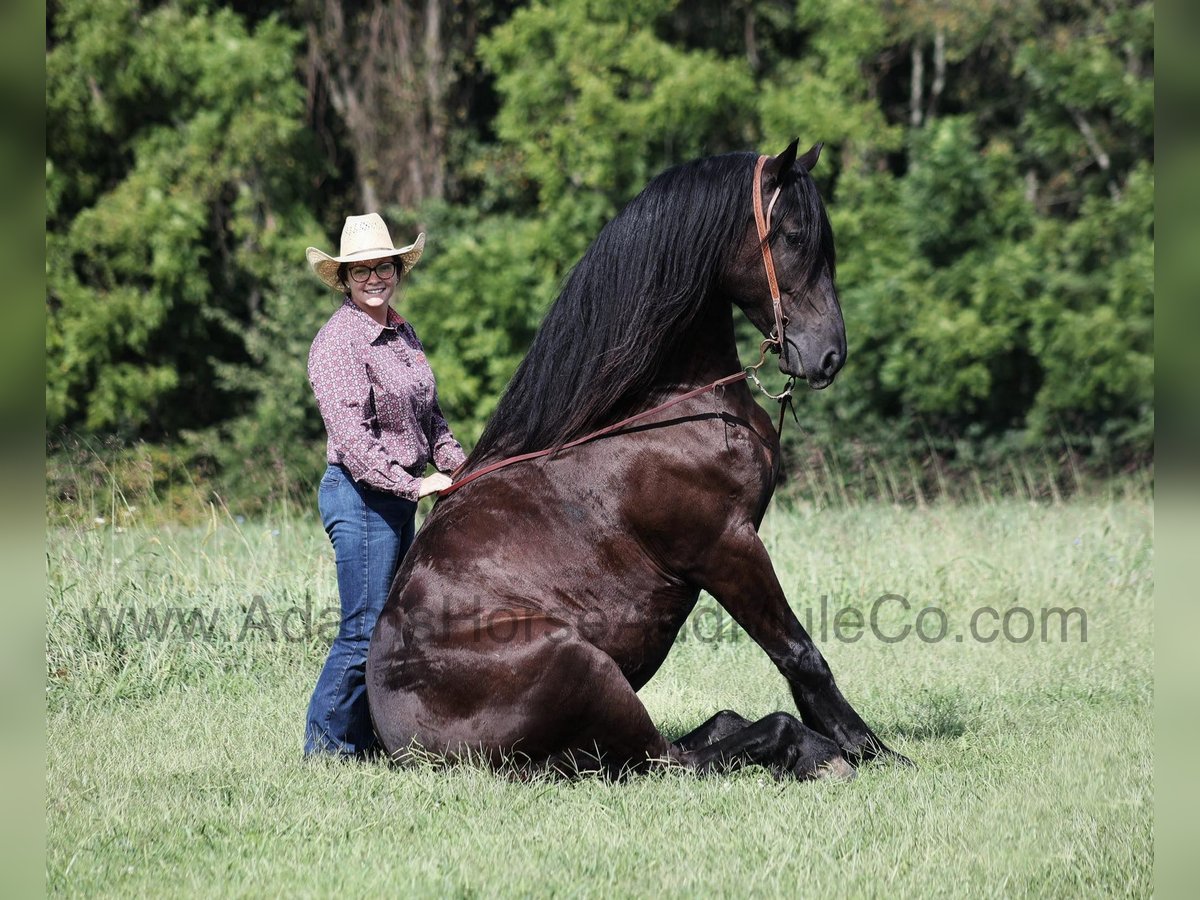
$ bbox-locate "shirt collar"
[338,298,406,342]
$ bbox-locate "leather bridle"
[752,154,788,361]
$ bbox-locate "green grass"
[46,495,1153,897]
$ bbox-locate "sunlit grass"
[46,494,1152,896]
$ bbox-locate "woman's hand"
[417,472,453,498]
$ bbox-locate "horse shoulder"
[613,407,777,579]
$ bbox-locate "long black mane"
[464,151,833,468]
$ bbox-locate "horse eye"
[784,232,802,246]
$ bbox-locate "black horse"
[367,140,910,779]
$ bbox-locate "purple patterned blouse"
[308,299,466,500]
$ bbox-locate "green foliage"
[47,0,1154,502]
[774,0,1153,468]
[479,0,756,211]
[396,203,567,444]
[759,0,900,157]
[1025,162,1154,450]
[194,229,335,507]
[46,0,321,436]
[1014,1,1153,209]
[850,118,1040,426]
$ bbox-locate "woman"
[303,213,465,758]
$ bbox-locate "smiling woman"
[301,214,467,758]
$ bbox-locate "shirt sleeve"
[404,324,467,474]
[428,387,467,474]
[308,332,422,501]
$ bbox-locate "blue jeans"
[305,464,416,757]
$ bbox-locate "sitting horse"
[367,140,909,779]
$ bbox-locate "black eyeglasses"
[347,261,398,283]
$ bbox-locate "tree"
[46,0,1155,503]
[46,0,321,437]
[479,0,757,215]
[302,0,506,213]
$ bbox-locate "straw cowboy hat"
[306,213,425,290]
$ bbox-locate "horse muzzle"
[781,338,843,390]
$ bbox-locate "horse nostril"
[821,349,841,376]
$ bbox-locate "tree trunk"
[927,28,945,120]
[910,43,924,128]
[306,0,458,213]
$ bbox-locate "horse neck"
[656,290,742,393]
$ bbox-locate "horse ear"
[798,141,823,172]
[762,138,800,185]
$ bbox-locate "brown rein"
[438,370,751,497]
[437,155,793,499]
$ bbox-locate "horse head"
[727,140,847,390]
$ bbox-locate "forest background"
[45,0,1154,517]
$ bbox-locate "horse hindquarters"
[368,615,677,775]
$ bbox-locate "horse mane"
[463,150,834,468]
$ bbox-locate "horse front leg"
[672,710,752,752]
[700,525,912,767]
[671,709,854,780]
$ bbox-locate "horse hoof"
[813,756,855,781]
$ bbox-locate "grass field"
[46,492,1153,897]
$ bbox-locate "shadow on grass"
[662,690,982,747]
[883,688,982,741]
